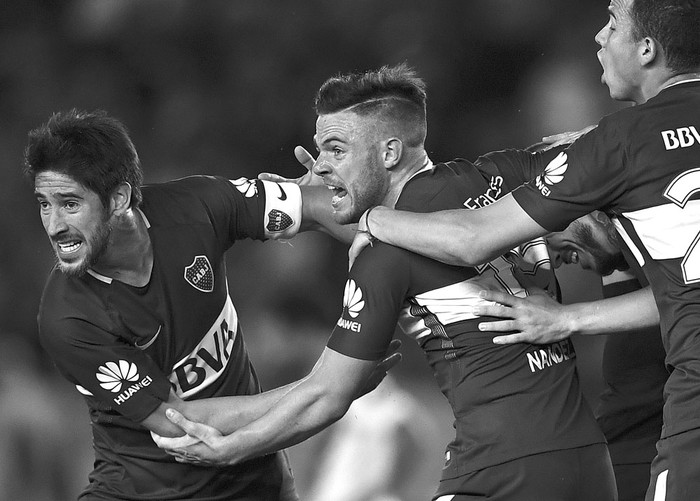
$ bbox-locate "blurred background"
[1,1,629,499]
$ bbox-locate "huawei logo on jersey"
[343,279,365,317]
[230,177,258,197]
[337,279,364,332]
[97,360,139,392]
[535,151,568,197]
[96,360,154,405]
[184,255,214,292]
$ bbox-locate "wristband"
[359,206,379,246]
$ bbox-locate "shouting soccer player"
[154,64,617,501]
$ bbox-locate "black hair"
[314,63,428,147]
[23,109,143,208]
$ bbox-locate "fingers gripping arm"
[152,345,401,466]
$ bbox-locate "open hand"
[473,289,572,345]
[258,146,322,187]
[356,339,402,398]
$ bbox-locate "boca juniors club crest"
[266,209,293,233]
[184,255,214,292]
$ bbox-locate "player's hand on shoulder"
[540,125,597,150]
[474,289,572,345]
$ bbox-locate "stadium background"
[0,1,629,499]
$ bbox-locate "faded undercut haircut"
[23,108,143,209]
[314,63,428,148]
[631,0,700,74]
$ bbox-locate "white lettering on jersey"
[661,126,700,150]
[526,339,575,372]
[169,295,238,398]
[463,175,503,209]
[336,279,365,332]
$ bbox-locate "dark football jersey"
[38,175,301,500]
[596,269,667,466]
[327,155,605,478]
[512,79,700,439]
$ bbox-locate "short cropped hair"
[631,0,700,74]
[314,63,428,148]
[23,109,143,209]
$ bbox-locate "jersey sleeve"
[473,146,567,192]
[326,244,411,361]
[40,313,172,423]
[162,176,302,248]
[511,118,627,231]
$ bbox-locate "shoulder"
[398,160,487,212]
[141,175,234,225]
[38,270,112,351]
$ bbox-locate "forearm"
[364,196,545,267]
[563,287,658,336]
[365,206,486,266]
[179,380,302,435]
[217,381,351,464]
[300,185,357,243]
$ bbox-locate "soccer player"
[154,64,617,501]
[24,108,394,500]
[475,210,668,501]
[347,1,700,499]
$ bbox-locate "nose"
[594,25,606,47]
[312,155,332,176]
[45,209,68,239]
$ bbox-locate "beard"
[573,222,628,276]
[57,216,113,277]
[335,150,390,225]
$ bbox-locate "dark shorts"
[646,427,700,501]
[433,443,616,501]
[613,463,652,501]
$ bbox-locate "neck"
[92,208,153,287]
[384,150,431,209]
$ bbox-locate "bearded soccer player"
[23,108,376,500]
[153,64,617,501]
[347,1,700,499]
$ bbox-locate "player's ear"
[639,36,658,67]
[382,138,403,170]
[110,182,133,216]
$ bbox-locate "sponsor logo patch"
[231,177,258,197]
[96,360,154,405]
[337,279,365,332]
[535,151,568,197]
[661,126,700,150]
[184,255,214,292]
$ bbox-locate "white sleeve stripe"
[612,216,646,268]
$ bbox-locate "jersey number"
[664,168,700,284]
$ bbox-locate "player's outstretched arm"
[350,194,548,269]
[474,286,658,345]
[152,343,401,466]
[260,146,357,244]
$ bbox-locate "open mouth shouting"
[326,182,348,209]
